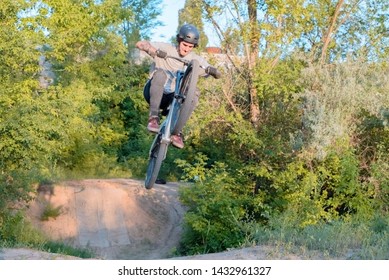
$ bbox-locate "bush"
[0,210,46,247]
[0,209,94,258]
[40,203,62,221]
[298,62,389,159]
[271,146,374,227]
[177,157,266,255]
[0,171,35,215]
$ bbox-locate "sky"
[150,0,186,43]
[149,0,220,46]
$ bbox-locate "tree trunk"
[320,0,344,64]
[247,0,260,126]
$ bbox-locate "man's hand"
[206,66,222,79]
[135,41,157,57]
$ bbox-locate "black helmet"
[176,24,199,47]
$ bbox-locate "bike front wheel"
[145,134,168,189]
[173,59,200,134]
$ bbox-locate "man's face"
[178,41,195,57]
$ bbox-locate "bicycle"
[144,50,220,189]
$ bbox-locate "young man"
[136,24,220,149]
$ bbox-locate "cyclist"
[136,23,220,149]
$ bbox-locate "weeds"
[250,217,389,259]
[0,210,94,259]
[40,203,62,221]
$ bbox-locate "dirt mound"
[24,179,185,260]
[0,178,336,260]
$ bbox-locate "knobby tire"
[145,134,168,189]
[173,59,200,134]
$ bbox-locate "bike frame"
[149,70,186,160]
[145,56,201,189]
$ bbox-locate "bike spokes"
[173,59,200,135]
[145,132,168,189]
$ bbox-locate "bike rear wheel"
[145,133,168,189]
[173,59,200,134]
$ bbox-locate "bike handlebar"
[155,49,222,79]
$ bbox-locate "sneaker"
[171,134,184,149]
[147,116,159,133]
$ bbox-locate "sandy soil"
[0,178,327,260]
[1,179,185,260]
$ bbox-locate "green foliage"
[0,0,157,234]
[0,209,93,258]
[356,110,389,214]
[179,0,209,50]
[176,153,209,182]
[1,0,388,258]
[177,157,267,254]
[177,54,389,254]
[0,171,35,215]
[298,61,389,159]
[40,241,94,259]
[121,0,163,47]
[367,153,389,214]
[271,146,374,227]
[179,59,388,251]
[40,203,62,221]
[253,217,389,259]
[0,211,46,246]
[202,0,389,64]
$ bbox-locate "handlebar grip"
[156,49,168,59]
[206,66,222,79]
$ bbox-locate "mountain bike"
[144,51,220,189]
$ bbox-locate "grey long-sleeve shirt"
[147,42,210,93]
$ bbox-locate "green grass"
[0,210,94,259]
[248,216,389,259]
[40,203,62,221]
[40,241,94,259]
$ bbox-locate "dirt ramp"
[27,179,185,259]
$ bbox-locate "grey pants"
[143,69,199,133]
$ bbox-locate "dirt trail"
[0,178,334,260]
[22,179,185,260]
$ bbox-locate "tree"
[179,0,209,50]
[291,0,389,63]
[121,0,163,54]
[320,0,345,64]
[0,0,45,212]
[196,0,389,127]
[0,0,130,211]
[199,0,315,126]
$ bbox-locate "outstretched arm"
[135,41,157,57]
